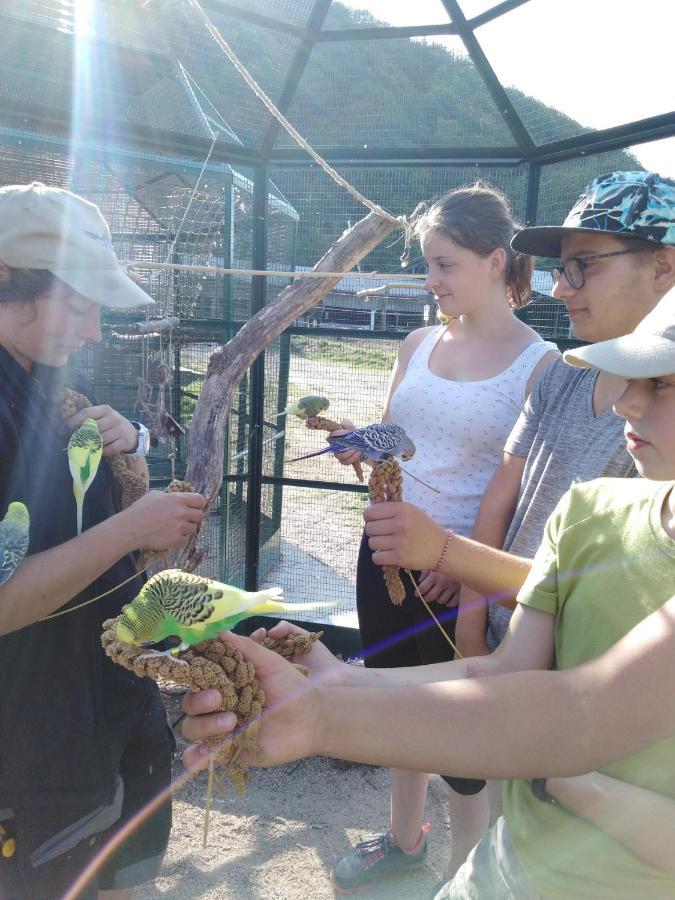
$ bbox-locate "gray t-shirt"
[487,358,636,648]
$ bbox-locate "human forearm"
[313,674,590,777]
[363,502,531,599]
[0,488,206,635]
[312,672,617,778]
[0,513,138,635]
[442,535,530,600]
[455,587,490,657]
[340,644,511,687]
[546,772,675,875]
[315,602,675,776]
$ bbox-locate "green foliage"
[293,336,397,370]
[262,4,642,267]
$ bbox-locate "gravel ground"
[136,689,453,900]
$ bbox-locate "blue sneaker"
[331,828,428,893]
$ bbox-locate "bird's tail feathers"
[255,586,284,602]
[75,496,84,536]
[288,446,337,463]
[223,586,285,620]
[252,598,337,617]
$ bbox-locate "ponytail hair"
[414,182,533,309]
[507,241,534,309]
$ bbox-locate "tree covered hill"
[230,2,641,265]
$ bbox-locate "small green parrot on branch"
[0,502,30,587]
[116,568,334,655]
[67,417,103,536]
[273,395,329,421]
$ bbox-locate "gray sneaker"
[331,829,428,893]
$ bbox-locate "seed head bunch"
[368,458,406,604]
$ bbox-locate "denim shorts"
[433,817,542,900]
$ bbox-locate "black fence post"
[244,163,269,590]
[525,161,540,227]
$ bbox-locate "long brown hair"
[415,182,533,308]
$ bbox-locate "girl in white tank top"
[331,184,558,891]
[390,326,555,536]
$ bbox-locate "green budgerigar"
[0,502,30,587]
[116,569,334,654]
[67,417,103,536]
[273,395,329,421]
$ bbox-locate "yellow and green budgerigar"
[0,502,30,587]
[116,568,335,653]
[67,417,103,536]
[274,395,329,421]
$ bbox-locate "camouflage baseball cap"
[512,171,675,258]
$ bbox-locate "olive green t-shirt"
[504,477,675,900]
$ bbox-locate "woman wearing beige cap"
[182,290,675,898]
[0,183,205,899]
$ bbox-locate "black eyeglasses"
[552,246,652,290]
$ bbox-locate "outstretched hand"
[181,631,322,771]
[364,501,447,571]
[248,619,347,682]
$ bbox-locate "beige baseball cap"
[0,182,154,309]
[564,287,675,378]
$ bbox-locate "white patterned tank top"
[389,325,557,535]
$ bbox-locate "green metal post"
[244,163,268,590]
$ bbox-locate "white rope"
[183,0,402,228]
[356,283,429,297]
[124,260,426,280]
[164,132,219,265]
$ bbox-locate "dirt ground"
[136,347,457,899]
[135,690,453,900]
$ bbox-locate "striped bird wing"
[330,430,383,456]
[360,423,405,453]
[0,540,26,586]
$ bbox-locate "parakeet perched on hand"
[290,422,416,463]
[273,395,329,421]
[67,418,103,536]
[0,502,30,587]
[116,568,335,653]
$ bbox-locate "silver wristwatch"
[123,421,151,458]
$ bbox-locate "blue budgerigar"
[290,422,416,464]
[0,502,30,587]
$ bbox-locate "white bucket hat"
[564,287,675,378]
[0,182,154,309]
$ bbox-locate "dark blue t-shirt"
[0,346,160,806]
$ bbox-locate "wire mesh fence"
[1,128,668,625]
[0,0,672,631]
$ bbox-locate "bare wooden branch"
[108,316,180,337]
[181,211,398,567]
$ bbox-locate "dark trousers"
[356,531,486,796]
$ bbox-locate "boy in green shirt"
[181,292,675,898]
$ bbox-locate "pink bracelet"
[433,529,454,572]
